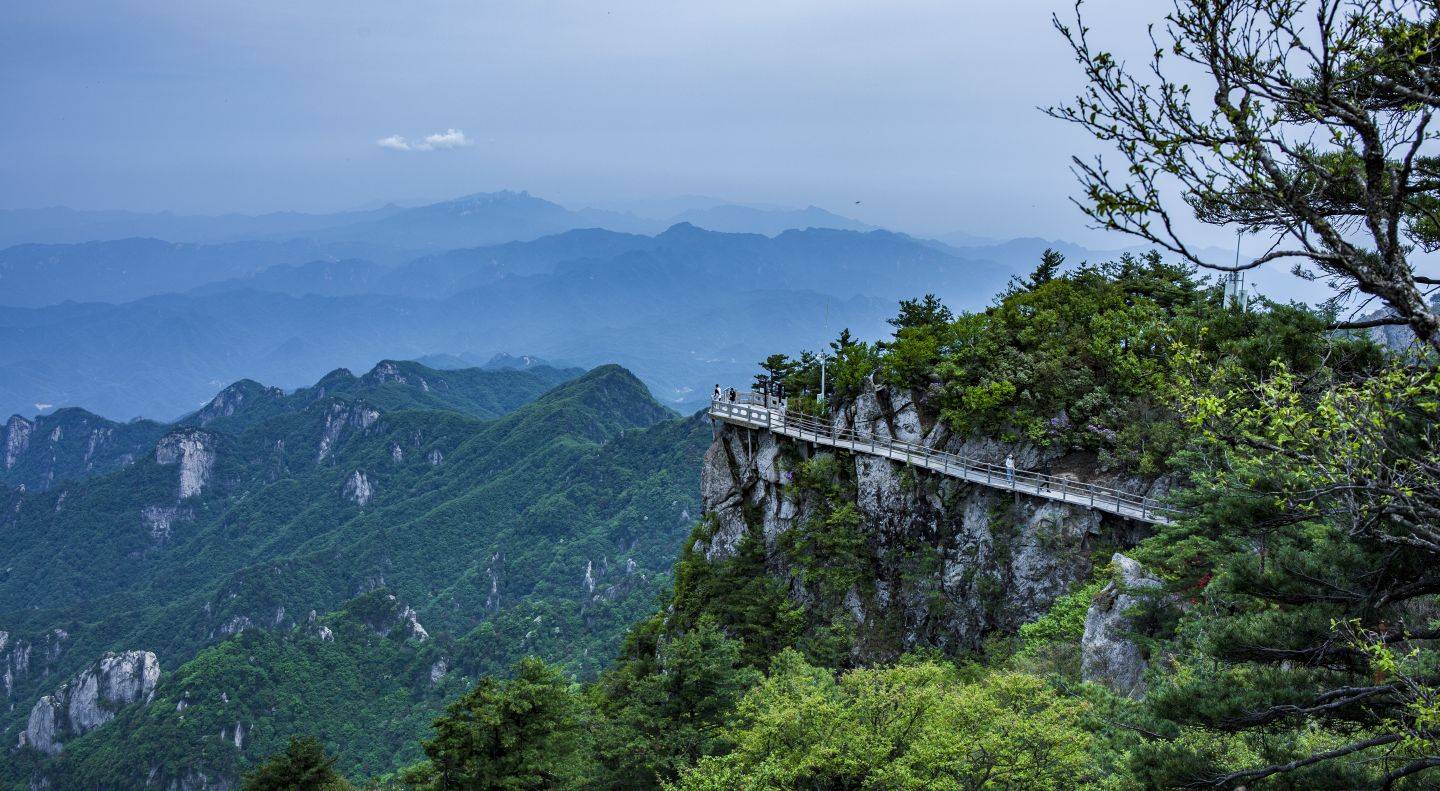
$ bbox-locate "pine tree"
[243,737,352,791]
[423,657,591,790]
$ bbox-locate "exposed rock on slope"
[19,651,159,755]
[1081,553,1163,698]
[699,377,1159,660]
[342,470,373,506]
[189,380,286,427]
[3,416,31,470]
[1,628,69,702]
[155,429,217,499]
[2,410,166,492]
[317,402,380,462]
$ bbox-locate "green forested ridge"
[180,359,583,433]
[0,361,708,788]
[0,407,169,491]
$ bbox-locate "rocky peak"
[365,360,432,392]
[4,415,33,470]
[155,428,217,499]
[190,379,285,427]
[20,650,160,756]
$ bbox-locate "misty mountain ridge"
[0,221,1027,420]
[0,190,879,253]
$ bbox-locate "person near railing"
[713,384,721,401]
[1005,453,1015,483]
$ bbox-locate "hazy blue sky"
[0,0,1183,244]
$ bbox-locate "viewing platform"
[709,392,1174,525]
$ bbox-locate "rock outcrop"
[155,429,217,499]
[361,594,429,642]
[1081,553,1163,698]
[699,377,1159,660]
[189,380,285,427]
[317,401,380,462]
[19,650,160,755]
[141,505,192,543]
[342,470,373,506]
[1,628,69,701]
[4,415,33,470]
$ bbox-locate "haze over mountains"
[0,189,1145,421]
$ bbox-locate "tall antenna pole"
[819,299,830,407]
[1225,229,1247,310]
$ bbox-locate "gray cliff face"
[1,628,68,705]
[20,650,160,756]
[155,429,217,500]
[368,360,433,391]
[342,470,374,506]
[317,401,380,462]
[699,378,1158,660]
[1081,553,1163,698]
[4,416,33,470]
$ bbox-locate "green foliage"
[1124,352,1439,785]
[245,737,354,791]
[0,364,709,787]
[778,503,869,598]
[668,526,805,668]
[1018,577,1105,649]
[418,658,591,790]
[676,650,1111,790]
[591,619,761,789]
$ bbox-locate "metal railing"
[708,392,1174,525]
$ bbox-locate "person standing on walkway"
[713,384,721,401]
[1005,453,1015,484]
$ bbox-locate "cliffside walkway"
[710,393,1174,525]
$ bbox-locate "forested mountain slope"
[0,364,709,788]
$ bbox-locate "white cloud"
[376,134,412,151]
[376,128,473,152]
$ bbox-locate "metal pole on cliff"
[819,353,826,408]
[819,299,830,411]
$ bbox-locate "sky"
[0,0,1182,246]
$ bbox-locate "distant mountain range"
[0,189,1172,422]
[0,191,875,252]
[0,221,1040,420]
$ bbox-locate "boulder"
[1081,553,1162,698]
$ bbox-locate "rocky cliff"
[1,629,69,708]
[698,378,1165,661]
[2,410,167,492]
[155,428,218,500]
[18,650,159,756]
